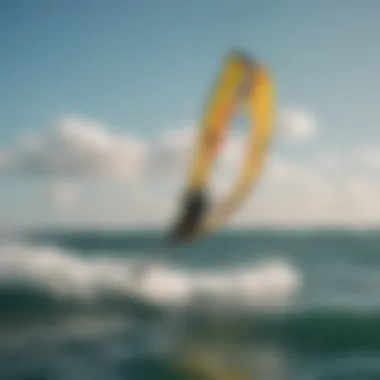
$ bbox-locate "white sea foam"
[0,243,300,310]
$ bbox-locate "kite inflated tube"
[170,51,275,243]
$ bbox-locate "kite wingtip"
[226,49,258,66]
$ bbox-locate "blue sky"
[1,0,380,229]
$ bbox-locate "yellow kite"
[169,51,275,243]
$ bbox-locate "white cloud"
[50,181,79,208]
[313,151,341,172]
[144,128,195,183]
[277,107,318,141]
[352,146,380,169]
[1,110,380,228]
[1,116,147,180]
[235,156,380,227]
[0,108,318,179]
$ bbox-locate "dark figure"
[169,189,208,243]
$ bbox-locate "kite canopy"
[169,51,275,243]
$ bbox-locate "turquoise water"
[0,229,379,379]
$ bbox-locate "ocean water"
[0,229,379,380]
